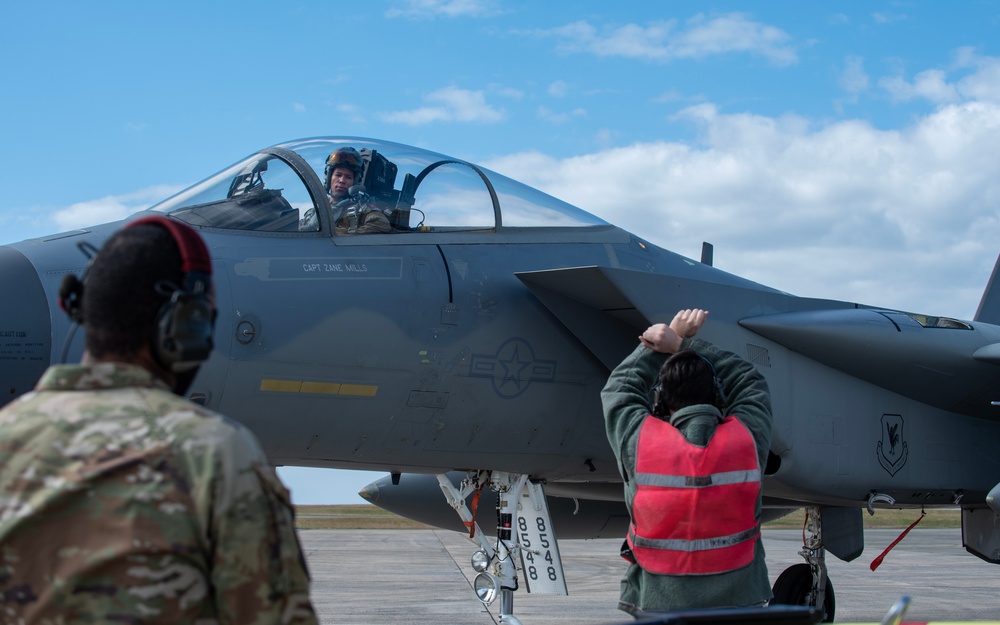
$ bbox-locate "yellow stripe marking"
[339,384,378,397]
[259,379,377,397]
[300,381,342,395]
[260,379,302,393]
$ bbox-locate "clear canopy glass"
[150,137,608,234]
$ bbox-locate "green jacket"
[0,363,318,624]
[601,338,774,615]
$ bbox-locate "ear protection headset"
[58,215,216,373]
[702,354,728,406]
[58,268,87,326]
[651,351,728,417]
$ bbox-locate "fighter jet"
[3,136,1000,622]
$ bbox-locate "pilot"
[601,308,774,617]
[299,146,392,234]
[0,217,318,624]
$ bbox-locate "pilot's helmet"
[324,147,364,186]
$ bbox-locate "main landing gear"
[771,506,835,622]
[437,471,567,625]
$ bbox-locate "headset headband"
[126,215,212,277]
[126,215,215,373]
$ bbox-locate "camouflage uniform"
[0,362,318,625]
[336,206,392,234]
[298,203,392,233]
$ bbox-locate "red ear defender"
[125,216,215,373]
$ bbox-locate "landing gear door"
[517,481,568,595]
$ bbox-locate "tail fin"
[975,252,1000,324]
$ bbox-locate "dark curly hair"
[654,350,721,416]
[83,224,183,358]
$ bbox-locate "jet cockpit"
[151,137,609,235]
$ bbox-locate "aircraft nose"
[0,245,52,407]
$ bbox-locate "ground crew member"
[0,216,318,624]
[601,308,774,616]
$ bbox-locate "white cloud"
[881,69,961,104]
[548,80,570,98]
[872,11,909,25]
[953,55,1000,103]
[538,13,797,66]
[840,56,869,95]
[380,86,504,125]
[879,50,1000,105]
[385,0,501,19]
[672,13,797,65]
[490,84,524,100]
[334,103,366,124]
[537,105,586,124]
[594,128,620,146]
[292,102,306,113]
[51,185,184,231]
[589,21,676,60]
[653,90,685,103]
[486,96,1000,319]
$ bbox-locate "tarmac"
[300,527,1000,624]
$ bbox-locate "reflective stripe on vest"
[628,415,761,576]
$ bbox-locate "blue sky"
[4,1,1000,504]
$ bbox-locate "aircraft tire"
[770,563,835,622]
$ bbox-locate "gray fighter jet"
[3,137,1000,622]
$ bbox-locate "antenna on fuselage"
[701,242,714,267]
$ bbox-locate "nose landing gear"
[437,471,567,625]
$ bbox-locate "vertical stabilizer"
[975,252,1000,324]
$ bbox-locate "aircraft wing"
[516,263,804,367]
[518,266,1000,421]
[515,266,649,370]
[740,309,1000,421]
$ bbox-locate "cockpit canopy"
[150,137,608,233]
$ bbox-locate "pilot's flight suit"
[601,338,774,616]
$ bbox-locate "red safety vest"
[627,415,761,575]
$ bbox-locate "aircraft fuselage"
[3,136,1000,520]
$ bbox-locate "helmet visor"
[327,148,363,172]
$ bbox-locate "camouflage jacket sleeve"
[355,208,392,233]
[199,424,318,625]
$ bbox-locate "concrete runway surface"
[300,528,1000,624]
